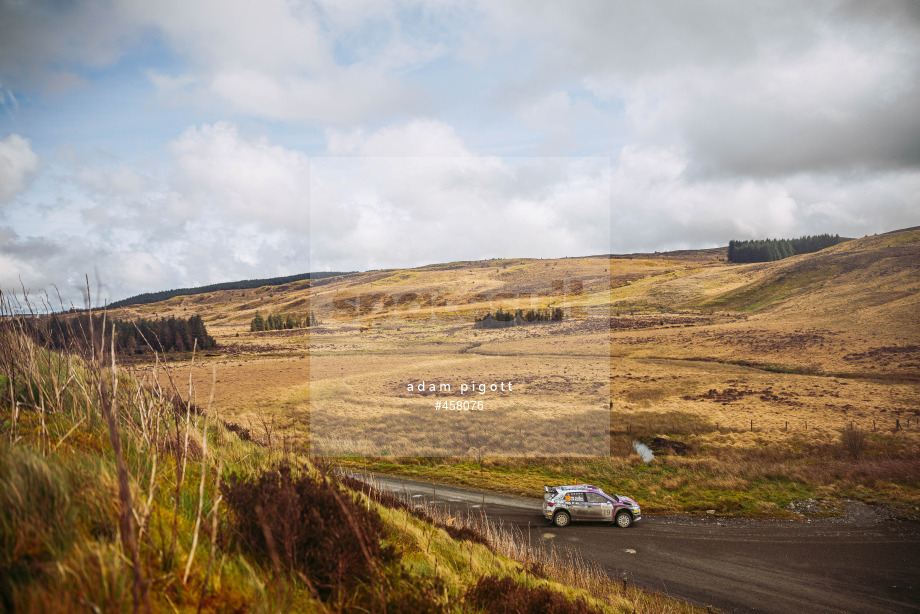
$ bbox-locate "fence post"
[896,418,901,431]
[750,420,753,432]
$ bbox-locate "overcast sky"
[1,1,918,305]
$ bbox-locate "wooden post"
[873,420,876,431]
[750,420,753,432]
[785,421,788,432]
[805,420,807,430]
[896,418,901,431]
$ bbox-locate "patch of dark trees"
[21,313,216,354]
[727,234,848,263]
[473,307,564,329]
[250,311,316,331]
[107,271,351,309]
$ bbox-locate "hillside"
[0,308,698,613]
[92,227,920,520]
[110,227,920,379]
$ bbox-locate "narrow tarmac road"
[360,474,920,613]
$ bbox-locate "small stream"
[632,440,655,463]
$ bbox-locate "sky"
[1,0,918,306]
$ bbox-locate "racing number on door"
[586,492,612,519]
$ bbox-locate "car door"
[585,492,613,521]
[563,492,588,519]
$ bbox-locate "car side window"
[586,493,607,503]
[571,492,587,502]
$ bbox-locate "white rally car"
[543,484,641,528]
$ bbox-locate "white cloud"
[0,134,38,204]
[170,122,310,232]
[312,120,610,270]
[205,65,408,123]
[327,119,471,156]
[112,251,169,289]
[1,0,919,304]
[0,122,317,304]
[135,0,444,123]
[610,145,920,252]
[462,1,920,173]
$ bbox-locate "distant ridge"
[108,271,351,308]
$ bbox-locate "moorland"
[111,226,920,519]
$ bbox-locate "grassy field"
[0,308,700,612]
[115,227,920,519]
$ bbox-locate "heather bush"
[466,575,601,614]
[839,423,869,460]
[220,463,392,597]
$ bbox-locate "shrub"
[0,446,74,610]
[337,473,489,546]
[380,567,444,613]
[220,463,392,597]
[465,576,601,614]
[839,423,869,460]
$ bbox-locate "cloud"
[312,120,610,271]
[0,0,137,92]
[0,122,316,304]
[610,145,920,252]
[170,122,310,232]
[204,65,410,123]
[624,35,920,177]
[111,251,169,289]
[1,1,918,304]
[0,134,38,204]
[471,1,920,174]
[327,119,470,157]
[0,0,448,122]
[137,0,446,123]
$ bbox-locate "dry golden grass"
[130,228,920,514]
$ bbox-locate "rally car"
[542,484,641,528]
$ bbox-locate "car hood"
[618,496,639,507]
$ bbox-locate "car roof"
[553,484,602,492]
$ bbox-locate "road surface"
[357,474,920,613]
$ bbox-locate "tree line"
[727,234,847,263]
[19,313,216,354]
[250,311,317,332]
[473,307,564,329]
[108,271,351,309]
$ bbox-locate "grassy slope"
[0,324,698,613]
[334,230,920,518]
[697,228,920,317]
[108,228,920,520]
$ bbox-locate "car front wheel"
[615,511,633,528]
[553,511,571,527]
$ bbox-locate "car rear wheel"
[615,511,633,528]
[553,511,571,527]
